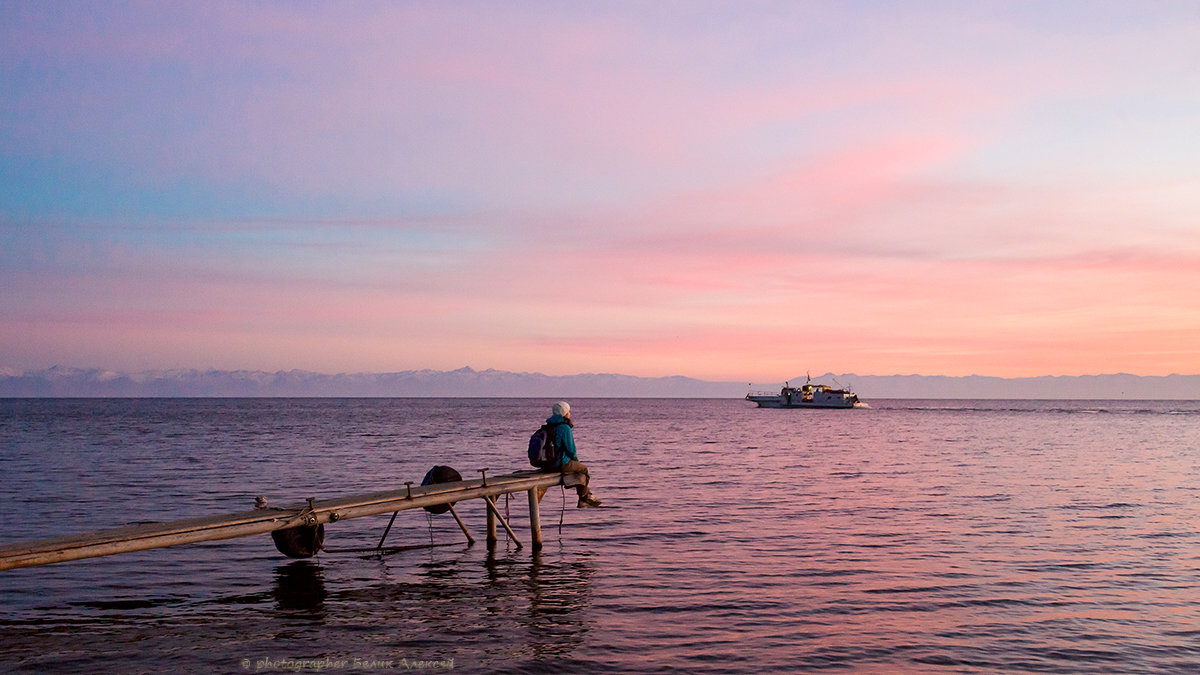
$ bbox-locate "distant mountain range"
[0,366,737,398]
[1,366,1198,399]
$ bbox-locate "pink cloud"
[5,4,1200,378]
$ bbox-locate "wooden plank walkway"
[0,469,585,571]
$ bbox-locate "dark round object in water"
[271,524,325,558]
[421,465,462,514]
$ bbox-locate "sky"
[2,1,1198,382]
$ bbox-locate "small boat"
[746,375,866,409]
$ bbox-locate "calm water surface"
[1,398,1199,673]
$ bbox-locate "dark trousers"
[560,460,590,497]
[538,460,590,500]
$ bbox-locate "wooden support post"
[482,495,522,549]
[377,511,400,551]
[447,504,474,546]
[527,488,543,552]
[485,499,497,549]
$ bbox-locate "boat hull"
[746,396,863,409]
[746,377,866,409]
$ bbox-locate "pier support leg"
[447,504,475,546]
[376,511,399,552]
[485,499,497,550]
[482,496,522,549]
[527,488,543,551]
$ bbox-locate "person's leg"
[560,459,590,497]
[562,460,601,506]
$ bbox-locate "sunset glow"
[3,2,1198,381]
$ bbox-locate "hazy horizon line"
[5,364,1199,380]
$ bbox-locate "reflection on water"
[272,561,327,616]
[0,547,597,673]
[2,398,1200,672]
[315,548,598,669]
[490,551,595,660]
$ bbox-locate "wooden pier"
[0,468,585,572]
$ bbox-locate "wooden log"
[0,469,583,571]
[528,488,543,551]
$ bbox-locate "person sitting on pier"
[539,401,602,508]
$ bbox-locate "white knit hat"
[552,401,571,417]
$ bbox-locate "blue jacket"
[546,413,578,468]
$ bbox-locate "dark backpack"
[528,422,563,469]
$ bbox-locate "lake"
[2,398,1199,672]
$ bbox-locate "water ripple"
[2,398,1199,672]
